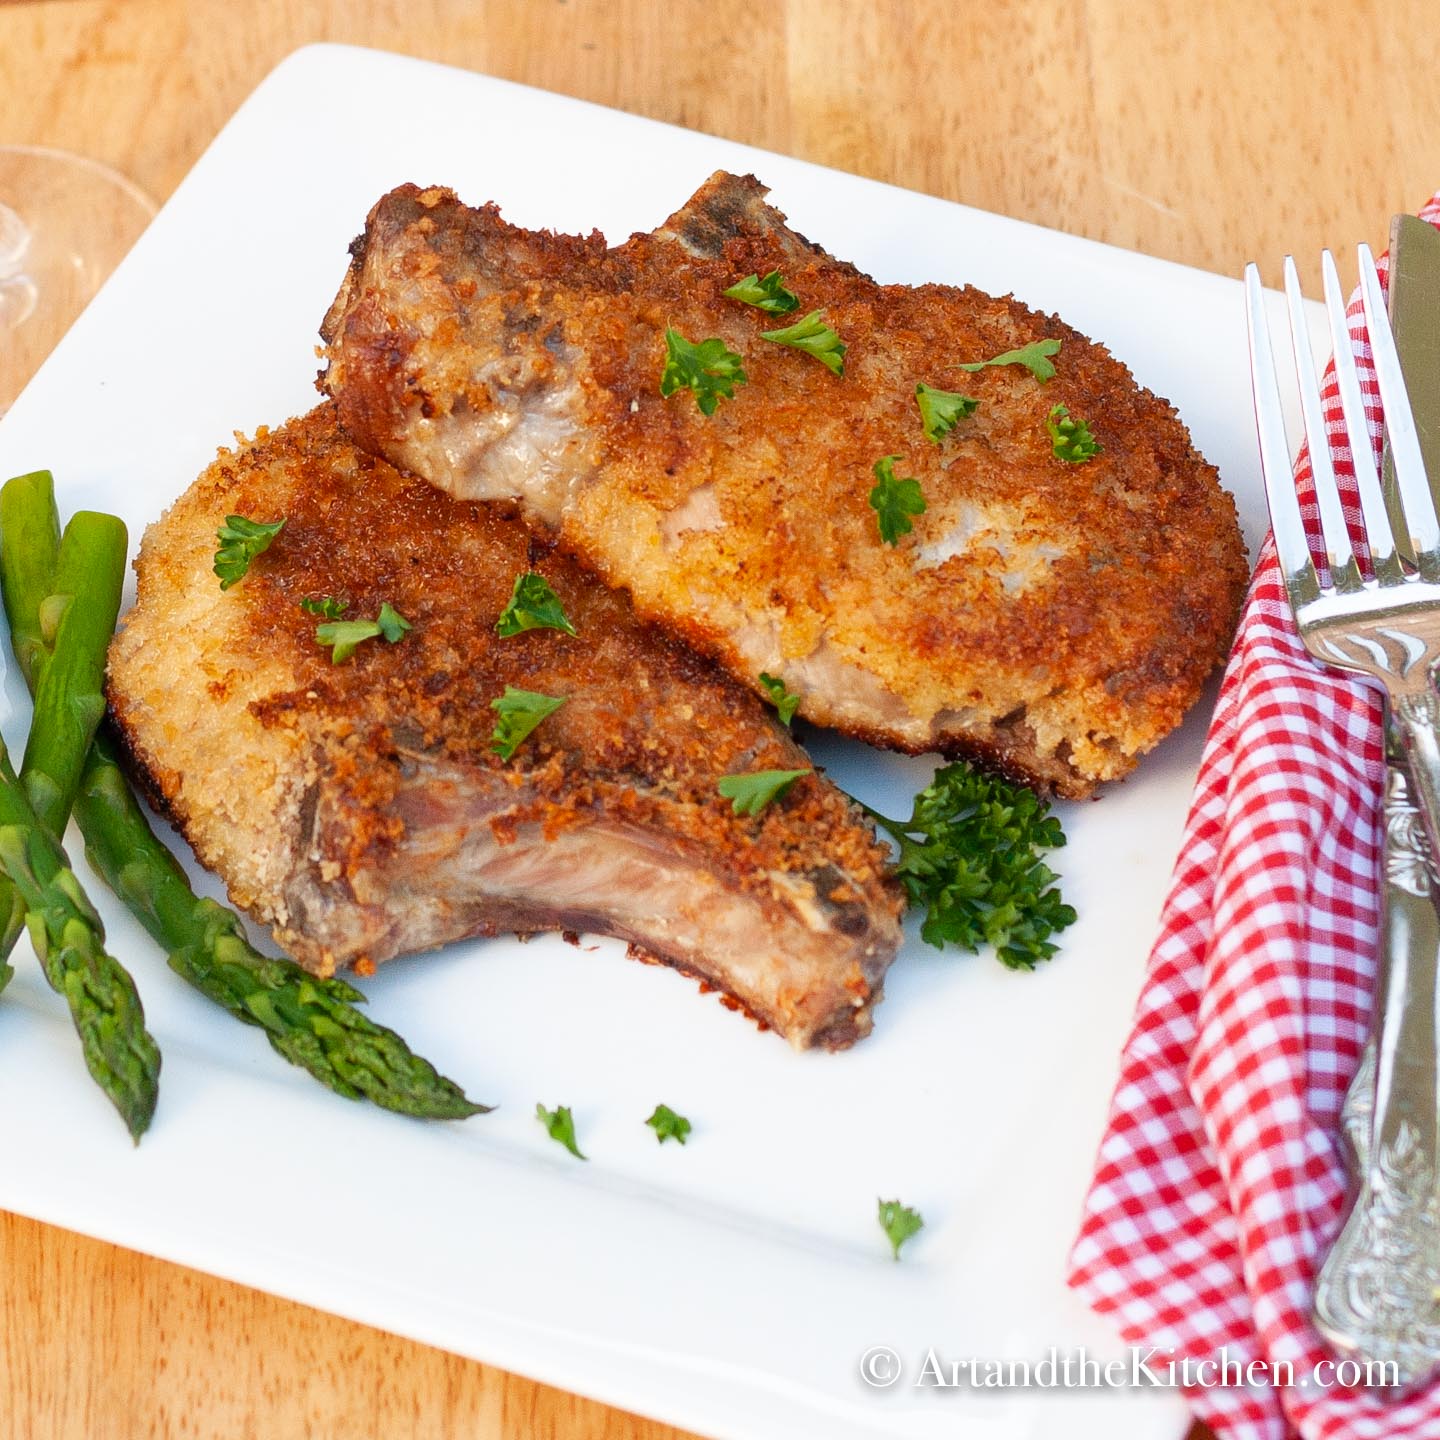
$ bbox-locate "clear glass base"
[0,146,157,416]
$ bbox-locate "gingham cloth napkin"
[1068,190,1440,1440]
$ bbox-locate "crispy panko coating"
[321,172,1248,797]
[106,407,903,1050]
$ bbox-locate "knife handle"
[1313,746,1440,1389]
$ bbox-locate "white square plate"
[0,43,1282,1440]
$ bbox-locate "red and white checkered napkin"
[1068,190,1440,1440]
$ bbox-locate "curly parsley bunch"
[863,761,1076,970]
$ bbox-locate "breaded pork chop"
[106,407,903,1050]
[321,173,1248,797]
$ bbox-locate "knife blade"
[1370,211,1440,1171]
[1381,214,1440,563]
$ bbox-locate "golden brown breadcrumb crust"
[322,173,1249,797]
[106,407,904,1047]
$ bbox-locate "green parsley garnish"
[859,759,1075,968]
[914,383,979,443]
[374,603,411,642]
[868,455,926,545]
[956,338,1061,382]
[490,686,566,760]
[314,601,412,663]
[299,595,346,619]
[878,1198,924,1260]
[495,571,577,637]
[315,622,377,663]
[760,309,846,376]
[717,767,811,816]
[214,514,285,590]
[536,1103,586,1160]
[645,1103,692,1145]
[1047,404,1102,463]
[758,672,801,726]
[660,327,747,415]
[722,269,800,314]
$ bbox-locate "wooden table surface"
[3,2,1439,1437]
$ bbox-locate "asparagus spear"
[0,472,487,1118]
[77,741,484,1116]
[0,883,20,994]
[0,736,160,1139]
[0,469,54,972]
[0,484,160,1135]
[0,470,60,690]
[20,510,126,834]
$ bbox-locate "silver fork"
[1246,248,1440,1389]
[1245,248,1440,867]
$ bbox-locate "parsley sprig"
[758,672,801,725]
[314,601,412,663]
[878,1198,924,1260]
[1047,404,1103,463]
[717,768,810,815]
[956,338,1061,381]
[723,270,799,314]
[859,759,1075,969]
[214,514,285,590]
[660,328,747,415]
[914,383,978,443]
[868,455,926,545]
[496,572,577,637]
[760,310,846,375]
[491,686,566,760]
[646,1103,692,1145]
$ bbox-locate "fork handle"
[1396,690,1440,870]
[1313,726,1440,1388]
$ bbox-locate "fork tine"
[1321,251,1403,586]
[1245,264,1321,606]
[1283,257,1366,591]
[1356,243,1440,574]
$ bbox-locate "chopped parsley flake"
[645,1103,692,1144]
[760,309,846,375]
[536,1103,586,1160]
[314,601,412,663]
[374,602,410,642]
[495,571,577,637]
[490,686,566,760]
[717,767,811,816]
[878,1198,924,1260]
[956,338,1061,381]
[914,383,979,442]
[868,455,926,545]
[214,514,285,590]
[722,269,800,314]
[659,327,747,415]
[299,595,347,619]
[759,672,801,725]
[1047,403,1102,463]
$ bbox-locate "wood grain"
[0,1210,688,1440]
[2,0,1439,1435]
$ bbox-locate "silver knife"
[1313,214,1440,1388]
[1382,216,1440,565]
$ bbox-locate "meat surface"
[320,172,1248,798]
[106,407,903,1050]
